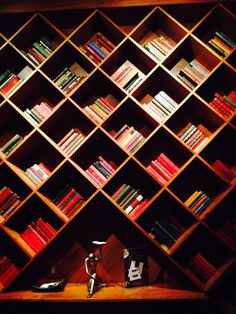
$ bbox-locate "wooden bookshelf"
[0,1,235,313]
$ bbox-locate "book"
[129,198,149,218]
[123,247,149,288]
[125,194,144,214]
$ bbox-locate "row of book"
[79,31,115,64]
[0,133,23,156]
[216,215,236,250]
[142,91,178,123]
[20,217,56,254]
[0,65,33,96]
[149,215,184,251]
[172,58,209,90]
[144,30,176,61]
[111,183,149,218]
[57,128,85,155]
[185,253,216,284]
[85,155,117,186]
[212,159,235,183]
[24,100,53,124]
[25,163,51,187]
[0,256,19,290]
[209,91,236,119]
[52,184,84,218]
[147,152,179,186]
[0,186,21,220]
[207,31,236,58]
[177,122,209,152]
[184,190,213,216]
[110,124,146,153]
[111,60,145,93]
[83,94,118,124]
[53,62,88,94]
[22,36,56,66]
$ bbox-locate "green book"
[114,184,132,203]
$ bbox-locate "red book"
[27,224,47,246]
[85,169,103,186]
[56,187,76,209]
[84,43,103,62]
[0,193,18,212]
[1,76,21,95]
[115,126,132,142]
[21,229,41,253]
[0,263,19,287]
[129,198,149,219]
[183,266,204,288]
[115,66,132,83]
[151,160,172,180]
[37,218,56,239]
[95,98,112,113]
[25,227,45,250]
[99,97,115,111]
[125,132,142,151]
[38,163,51,176]
[147,164,167,186]
[29,221,50,242]
[97,32,115,49]
[125,194,144,214]
[87,166,105,185]
[212,160,234,181]
[227,90,236,103]
[63,196,84,217]
[212,98,233,116]
[156,153,179,174]
[60,132,80,151]
[61,193,82,214]
[190,194,209,212]
[96,35,113,52]
[209,100,229,119]
[189,257,212,280]
[89,165,107,183]
[58,128,75,146]
[191,134,207,151]
[111,184,127,199]
[0,257,11,276]
[185,129,202,146]
[214,93,234,112]
[0,187,12,205]
[192,253,216,276]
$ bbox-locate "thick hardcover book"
[123,247,149,288]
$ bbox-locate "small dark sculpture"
[85,241,107,298]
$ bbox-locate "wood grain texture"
[0,0,232,13]
[0,283,206,302]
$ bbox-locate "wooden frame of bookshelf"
[0,1,235,313]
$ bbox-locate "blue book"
[194,198,213,216]
[87,41,106,59]
[114,124,129,139]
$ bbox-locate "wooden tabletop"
[0,283,206,302]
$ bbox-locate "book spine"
[87,41,106,59]
[129,198,149,218]
[125,194,144,214]
[147,164,167,186]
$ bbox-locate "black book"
[123,247,149,288]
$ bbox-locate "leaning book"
[123,247,149,288]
